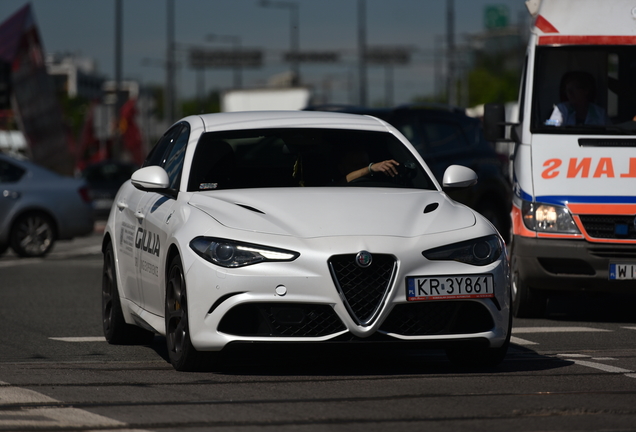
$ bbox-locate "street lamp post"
[358,0,367,106]
[259,0,300,86]
[114,0,123,160]
[166,0,176,125]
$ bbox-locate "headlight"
[521,200,580,234]
[423,235,503,266]
[190,237,299,268]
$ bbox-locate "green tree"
[59,94,91,141]
[468,67,519,106]
[181,91,221,117]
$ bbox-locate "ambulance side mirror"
[483,103,506,142]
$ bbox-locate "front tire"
[165,255,214,371]
[10,212,55,257]
[102,241,155,345]
[511,256,548,318]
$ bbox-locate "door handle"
[134,211,145,220]
[116,201,128,210]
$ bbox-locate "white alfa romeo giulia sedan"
[101,111,511,371]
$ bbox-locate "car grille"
[328,254,397,326]
[579,215,636,240]
[379,301,494,336]
[218,303,346,337]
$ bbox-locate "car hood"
[188,188,475,238]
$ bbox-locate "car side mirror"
[442,165,478,188]
[131,166,170,191]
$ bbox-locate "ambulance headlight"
[522,201,580,233]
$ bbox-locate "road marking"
[0,245,102,268]
[0,259,44,269]
[622,326,636,331]
[510,336,538,345]
[569,359,633,375]
[49,337,106,342]
[557,355,636,379]
[0,381,145,430]
[513,326,611,334]
[54,245,102,258]
[557,353,590,358]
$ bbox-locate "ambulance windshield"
[532,45,636,135]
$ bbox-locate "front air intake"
[328,253,397,326]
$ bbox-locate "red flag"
[119,99,143,166]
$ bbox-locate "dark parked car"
[0,153,94,257]
[306,104,512,242]
[80,160,138,219]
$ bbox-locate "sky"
[0,0,529,107]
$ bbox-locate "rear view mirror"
[442,165,478,188]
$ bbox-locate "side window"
[420,119,468,156]
[162,124,190,189]
[0,160,25,183]
[143,125,183,168]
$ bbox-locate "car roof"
[194,110,392,133]
[0,152,46,173]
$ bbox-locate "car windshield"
[187,128,435,191]
[532,45,636,135]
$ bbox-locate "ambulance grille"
[579,215,636,240]
[589,246,636,259]
[328,254,396,326]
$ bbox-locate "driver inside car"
[336,145,400,183]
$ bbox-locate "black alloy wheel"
[10,212,55,257]
[165,255,213,371]
[102,241,155,344]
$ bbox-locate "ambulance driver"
[546,71,610,126]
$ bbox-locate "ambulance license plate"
[407,274,494,301]
[609,263,636,280]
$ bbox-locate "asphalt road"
[1,230,636,431]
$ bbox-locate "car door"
[0,158,26,247]
[138,123,190,316]
[115,125,183,308]
[113,179,147,306]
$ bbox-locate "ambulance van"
[484,0,636,317]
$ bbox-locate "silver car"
[0,154,94,257]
